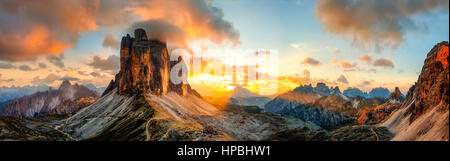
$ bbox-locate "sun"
[226,85,235,91]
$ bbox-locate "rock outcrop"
[387,87,405,104]
[356,87,404,125]
[383,41,449,141]
[227,86,272,109]
[103,28,199,97]
[264,95,354,128]
[0,81,98,118]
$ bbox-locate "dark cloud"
[302,57,321,66]
[337,75,349,84]
[90,71,101,77]
[0,0,98,61]
[86,55,119,72]
[60,76,79,81]
[46,54,65,69]
[31,73,60,85]
[373,58,394,68]
[362,81,371,85]
[127,0,240,48]
[0,0,239,61]
[102,33,120,49]
[316,0,449,51]
[38,63,47,69]
[18,65,33,71]
[78,71,89,76]
[0,62,15,69]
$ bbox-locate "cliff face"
[0,81,98,118]
[103,29,198,97]
[383,41,449,141]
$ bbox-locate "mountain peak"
[59,80,72,90]
[102,28,199,97]
[387,87,404,104]
[231,86,261,98]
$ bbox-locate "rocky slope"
[383,41,449,141]
[264,83,387,128]
[356,87,404,125]
[0,81,98,118]
[0,116,72,141]
[58,29,319,141]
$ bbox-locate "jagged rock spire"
[103,28,200,97]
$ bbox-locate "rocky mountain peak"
[231,86,261,98]
[388,87,404,104]
[102,28,199,97]
[59,80,72,90]
[409,41,448,121]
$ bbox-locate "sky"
[0,0,448,96]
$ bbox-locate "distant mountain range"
[0,85,49,103]
[0,84,105,103]
[342,87,392,99]
[0,81,99,118]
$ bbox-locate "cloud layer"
[127,0,240,48]
[0,0,239,61]
[316,0,449,51]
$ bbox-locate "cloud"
[90,71,101,77]
[337,75,349,84]
[302,69,310,79]
[1,78,15,82]
[31,73,60,85]
[331,48,341,53]
[78,71,89,76]
[331,58,339,64]
[46,54,65,69]
[60,76,80,81]
[290,43,302,49]
[126,0,240,48]
[302,57,321,66]
[103,33,120,49]
[373,58,394,68]
[362,81,371,85]
[0,0,240,61]
[0,62,15,69]
[359,54,373,63]
[38,63,47,69]
[316,0,449,51]
[0,0,104,61]
[86,55,120,72]
[340,61,355,68]
[18,65,33,71]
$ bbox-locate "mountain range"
[0,29,447,141]
[0,81,98,118]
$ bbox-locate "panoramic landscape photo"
[0,0,448,141]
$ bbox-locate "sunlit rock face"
[383,41,449,141]
[103,28,199,97]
